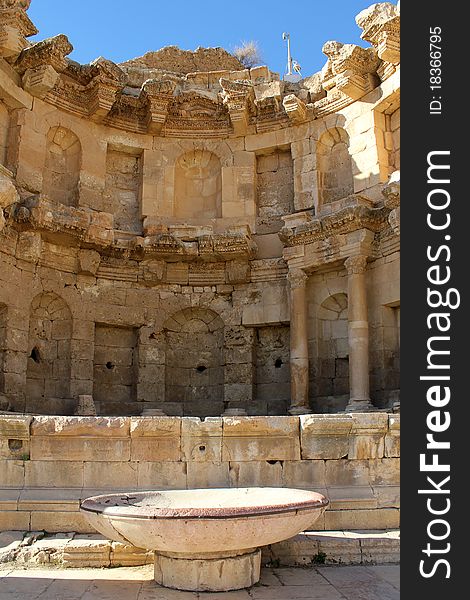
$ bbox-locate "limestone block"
[130,417,181,461]
[384,414,400,457]
[30,434,130,462]
[372,485,400,509]
[137,461,187,489]
[186,461,230,488]
[22,64,60,98]
[281,460,326,489]
[324,459,371,487]
[83,461,138,489]
[324,508,399,531]
[228,460,283,487]
[0,415,31,459]
[30,416,131,461]
[369,458,400,486]
[74,395,97,417]
[0,459,24,487]
[30,511,93,534]
[300,414,352,459]
[181,417,222,462]
[16,231,42,263]
[222,416,300,461]
[0,171,19,209]
[154,549,261,592]
[348,413,388,459]
[0,489,20,511]
[24,460,83,488]
[63,536,111,567]
[316,532,362,564]
[78,250,101,275]
[326,485,377,510]
[18,488,80,512]
[0,511,30,532]
[110,541,153,566]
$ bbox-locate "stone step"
[0,529,399,568]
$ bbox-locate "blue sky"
[28,0,391,78]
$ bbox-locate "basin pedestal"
[81,487,329,593]
[154,549,261,592]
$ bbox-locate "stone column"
[288,269,310,415]
[345,255,373,412]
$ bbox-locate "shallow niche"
[26,292,72,403]
[164,308,224,415]
[316,127,353,207]
[43,126,81,207]
[174,150,222,219]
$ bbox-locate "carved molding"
[279,203,389,248]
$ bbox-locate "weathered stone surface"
[348,413,388,459]
[181,417,222,462]
[300,414,352,459]
[222,416,300,461]
[130,417,181,461]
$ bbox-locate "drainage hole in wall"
[199,445,206,452]
[274,358,283,368]
[196,365,207,373]
[8,439,23,451]
[30,347,41,363]
[106,362,115,370]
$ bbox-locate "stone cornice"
[5,197,257,262]
[279,202,390,248]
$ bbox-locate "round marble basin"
[80,487,328,592]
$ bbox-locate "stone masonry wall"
[0,413,400,534]
[256,148,294,234]
[104,147,143,233]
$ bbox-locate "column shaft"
[288,269,310,414]
[345,256,373,411]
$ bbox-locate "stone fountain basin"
[81,487,328,591]
[80,487,329,554]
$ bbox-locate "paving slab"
[0,564,400,599]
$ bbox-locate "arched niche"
[164,307,224,415]
[43,126,82,207]
[316,127,354,207]
[174,150,222,219]
[315,293,349,408]
[26,292,72,404]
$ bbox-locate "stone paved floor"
[0,564,399,599]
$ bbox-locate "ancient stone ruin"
[0,0,400,419]
[0,0,400,572]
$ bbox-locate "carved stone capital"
[345,255,368,275]
[22,64,60,98]
[288,269,308,288]
[142,79,177,134]
[220,78,254,136]
[86,57,127,121]
[283,94,308,124]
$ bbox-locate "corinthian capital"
[288,269,308,288]
[345,255,368,275]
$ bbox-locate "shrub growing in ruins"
[233,41,262,68]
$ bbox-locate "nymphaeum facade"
[0,0,400,418]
